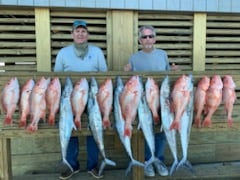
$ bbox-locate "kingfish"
[114,76,144,176]
[87,77,116,176]
[138,89,166,168]
[59,77,76,171]
[160,76,178,175]
[176,74,194,173]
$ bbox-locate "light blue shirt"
[54,44,108,72]
[129,49,170,72]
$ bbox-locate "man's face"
[139,29,156,50]
[72,27,88,44]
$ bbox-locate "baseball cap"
[72,20,88,30]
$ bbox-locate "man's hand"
[124,63,131,72]
[171,63,180,71]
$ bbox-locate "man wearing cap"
[54,20,107,179]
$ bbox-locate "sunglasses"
[141,35,155,39]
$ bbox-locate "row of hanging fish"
[193,75,236,128]
[0,74,237,176]
[1,75,235,131]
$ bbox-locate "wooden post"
[193,13,207,71]
[0,138,12,180]
[132,131,144,180]
[111,11,134,71]
[35,8,51,72]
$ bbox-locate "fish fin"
[137,123,141,130]
[170,120,180,130]
[48,114,55,126]
[99,161,106,176]
[63,158,73,172]
[194,116,201,128]
[176,159,194,174]
[124,127,132,137]
[144,156,155,168]
[169,159,178,176]
[74,119,81,129]
[227,118,233,127]
[202,118,212,127]
[4,116,12,125]
[99,158,116,176]
[26,124,38,132]
[126,159,144,176]
[103,119,111,129]
[19,120,27,127]
[153,116,160,124]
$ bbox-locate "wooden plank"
[35,8,51,72]
[111,11,134,71]
[193,13,206,71]
[0,138,12,180]
[106,11,113,70]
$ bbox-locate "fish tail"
[74,119,81,129]
[99,158,116,176]
[103,119,111,129]
[48,114,55,126]
[63,158,73,172]
[169,159,178,176]
[153,115,160,124]
[227,118,233,127]
[4,115,12,125]
[105,158,116,167]
[125,159,144,176]
[176,159,194,174]
[19,119,27,127]
[99,161,106,176]
[169,120,180,130]
[144,156,155,168]
[202,117,212,127]
[124,126,132,137]
[26,123,38,133]
[194,116,201,128]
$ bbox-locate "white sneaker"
[144,164,155,177]
[154,161,168,176]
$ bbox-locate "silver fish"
[87,77,116,176]
[114,76,144,176]
[137,89,160,167]
[160,76,178,175]
[59,77,76,171]
[176,74,194,172]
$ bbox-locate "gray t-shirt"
[128,49,170,71]
[54,44,107,72]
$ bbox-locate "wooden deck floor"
[13,161,240,180]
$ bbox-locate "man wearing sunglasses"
[54,20,107,179]
[124,25,177,177]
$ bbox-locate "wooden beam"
[106,11,113,70]
[0,138,12,180]
[193,13,206,71]
[35,8,51,72]
[111,11,134,71]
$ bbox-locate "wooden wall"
[1,7,240,177]
[1,7,240,72]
